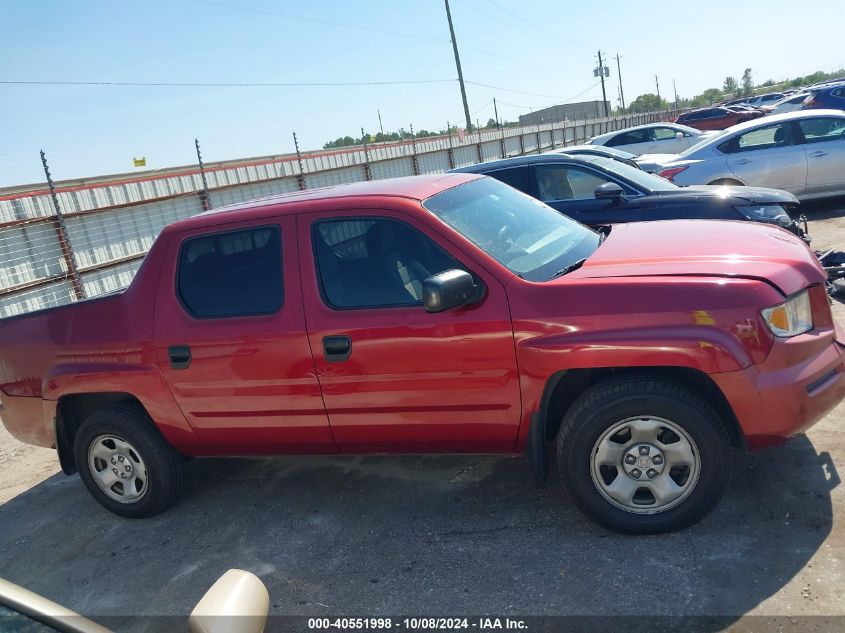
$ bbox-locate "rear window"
[177,226,283,318]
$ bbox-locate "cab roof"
[165,173,479,233]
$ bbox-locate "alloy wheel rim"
[590,416,700,514]
[87,434,148,504]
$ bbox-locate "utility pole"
[493,97,501,130]
[616,53,625,110]
[377,109,384,139]
[655,75,661,102]
[194,138,211,210]
[444,0,472,130]
[292,131,306,191]
[673,79,679,108]
[597,50,609,116]
[40,150,84,300]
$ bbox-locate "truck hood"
[568,220,824,296]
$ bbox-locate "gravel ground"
[2,200,845,631]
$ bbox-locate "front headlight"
[735,204,793,226]
[761,290,813,337]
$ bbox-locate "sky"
[1,0,844,187]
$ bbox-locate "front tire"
[708,178,744,186]
[74,404,184,518]
[556,375,732,534]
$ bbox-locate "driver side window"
[312,218,464,310]
[535,165,612,202]
[653,127,678,141]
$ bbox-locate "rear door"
[794,116,845,196]
[722,121,808,194]
[298,208,521,453]
[154,215,333,454]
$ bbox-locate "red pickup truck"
[1,174,842,533]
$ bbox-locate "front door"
[535,163,644,224]
[724,121,808,194]
[154,216,333,455]
[298,209,521,453]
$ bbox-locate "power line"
[478,0,587,49]
[188,0,445,42]
[466,80,600,102]
[0,79,456,87]
[461,43,571,75]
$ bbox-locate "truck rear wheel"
[556,375,732,534]
[74,404,184,518]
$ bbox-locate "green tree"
[625,93,669,113]
[722,76,738,95]
[486,118,498,129]
[741,68,754,96]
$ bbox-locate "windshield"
[423,178,600,282]
[586,156,678,192]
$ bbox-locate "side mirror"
[594,182,625,201]
[423,269,478,313]
[675,131,684,139]
[189,569,269,633]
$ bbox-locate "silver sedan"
[638,110,845,200]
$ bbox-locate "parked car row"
[673,81,845,131]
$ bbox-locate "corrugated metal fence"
[0,109,681,318]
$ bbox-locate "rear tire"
[74,404,184,518]
[556,375,732,534]
[708,178,744,186]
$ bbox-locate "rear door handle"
[322,335,351,362]
[168,345,191,370]
[735,158,751,165]
[809,150,828,157]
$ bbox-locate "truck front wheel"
[557,375,732,534]
[73,404,184,518]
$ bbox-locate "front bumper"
[711,329,845,450]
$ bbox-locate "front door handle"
[734,158,751,165]
[809,150,828,157]
[322,335,352,362]
[168,345,191,370]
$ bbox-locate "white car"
[743,92,785,107]
[636,110,845,200]
[769,93,810,114]
[586,123,716,156]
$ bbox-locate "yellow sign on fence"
[133,157,146,167]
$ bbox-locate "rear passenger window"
[607,129,651,146]
[177,226,283,318]
[487,167,531,193]
[312,218,464,309]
